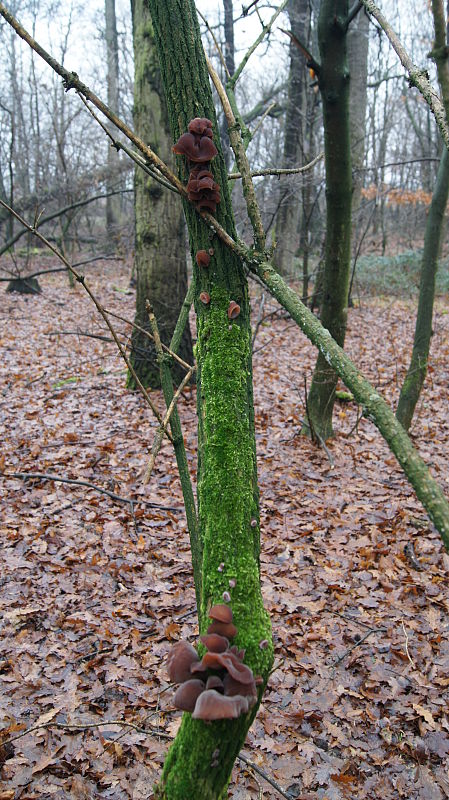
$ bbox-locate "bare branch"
[360,0,449,150]
[228,152,324,179]
[1,471,181,511]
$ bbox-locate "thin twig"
[229,0,290,88]
[196,7,230,79]
[207,56,266,250]
[228,152,324,180]
[1,471,181,512]
[143,366,195,485]
[0,3,247,257]
[332,627,386,666]
[104,308,192,372]
[238,753,292,800]
[401,620,416,668]
[360,0,449,150]
[77,93,180,196]
[2,719,292,799]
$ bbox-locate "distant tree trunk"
[147,0,273,796]
[105,0,121,236]
[396,147,449,430]
[127,0,194,389]
[303,0,352,441]
[396,0,449,430]
[347,8,369,217]
[347,8,369,305]
[274,0,310,277]
[221,0,235,168]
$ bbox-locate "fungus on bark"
[192,689,249,720]
[207,620,238,639]
[200,291,211,305]
[196,250,211,267]
[167,641,200,683]
[172,132,218,163]
[209,604,233,624]
[173,119,221,214]
[227,301,241,319]
[188,117,213,137]
[200,633,229,653]
[173,679,206,711]
[206,675,225,691]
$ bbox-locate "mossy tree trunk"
[396,147,449,430]
[274,0,310,277]
[127,0,193,390]
[303,0,352,441]
[148,1,273,798]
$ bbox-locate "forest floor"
[0,258,448,800]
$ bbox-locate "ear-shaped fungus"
[173,120,221,214]
[167,641,199,683]
[188,117,214,137]
[209,604,233,624]
[196,250,211,268]
[192,689,249,720]
[173,679,206,711]
[206,675,225,692]
[200,633,229,653]
[227,301,241,320]
[207,620,238,639]
[172,132,218,163]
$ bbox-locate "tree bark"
[104,0,121,235]
[127,0,194,389]
[303,0,352,441]
[274,0,310,277]
[148,1,273,797]
[396,147,449,430]
[396,0,449,430]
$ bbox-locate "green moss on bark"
[147,1,273,796]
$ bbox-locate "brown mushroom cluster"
[172,118,221,214]
[166,604,260,721]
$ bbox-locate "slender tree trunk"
[147,2,273,797]
[221,0,235,169]
[396,148,449,430]
[127,0,194,389]
[396,0,449,430]
[274,0,309,277]
[303,0,352,440]
[347,8,369,217]
[105,0,121,235]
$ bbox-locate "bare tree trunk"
[105,0,121,236]
[127,0,193,389]
[302,0,352,441]
[274,0,310,277]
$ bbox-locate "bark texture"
[148,1,273,797]
[396,148,449,430]
[396,0,449,429]
[303,0,352,441]
[105,0,121,234]
[127,0,193,389]
[274,0,310,277]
